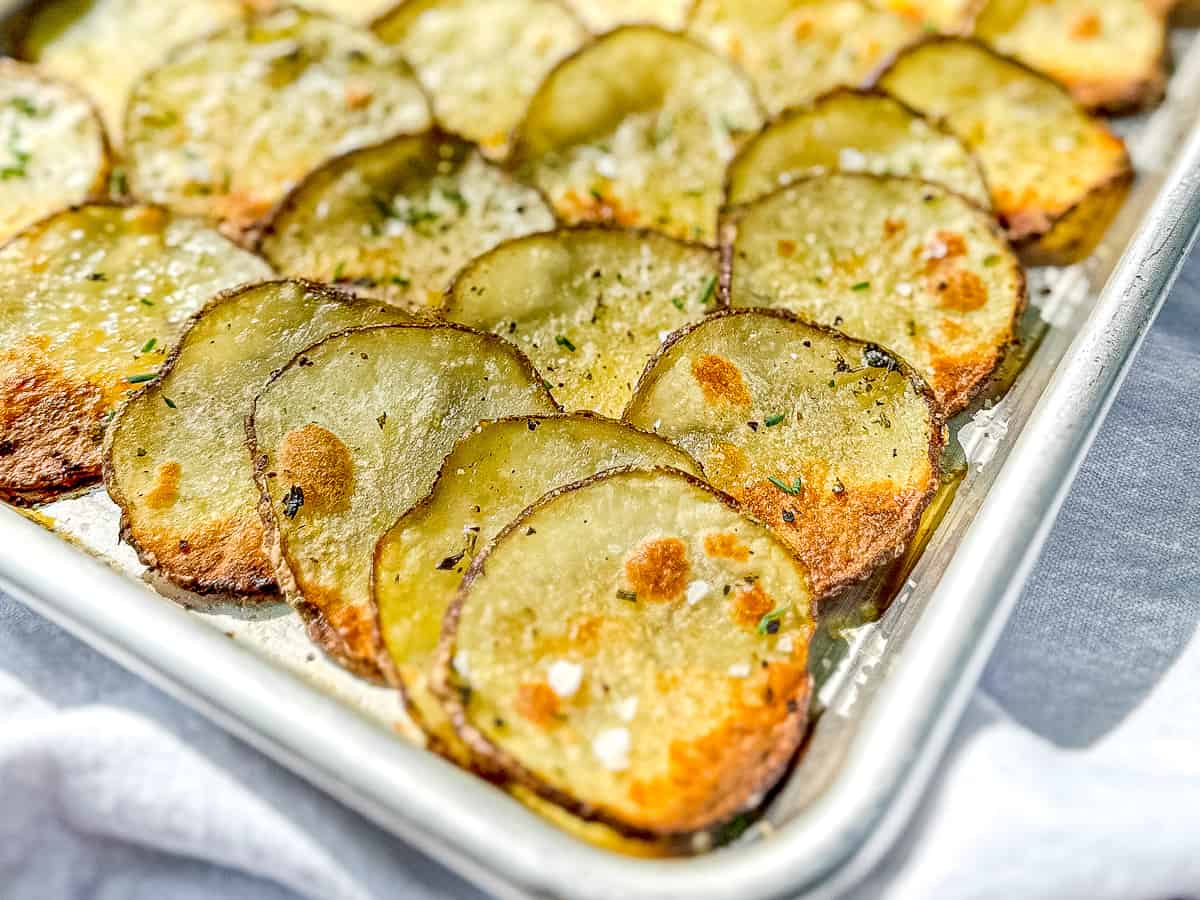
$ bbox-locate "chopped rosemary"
[616,589,637,602]
[757,603,789,635]
[768,475,803,495]
[698,275,717,306]
[763,413,785,427]
[555,335,576,352]
[125,372,157,384]
[140,337,157,353]
[851,281,870,291]
[670,296,685,311]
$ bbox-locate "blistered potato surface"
[106,281,409,595]
[565,0,693,30]
[0,204,270,504]
[440,468,815,836]
[627,311,940,597]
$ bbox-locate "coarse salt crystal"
[727,662,751,678]
[685,579,710,606]
[593,727,630,771]
[895,283,913,298]
[838,147,867,170]
[452,650,470,677]
[616,696,638,722]
[776,635,794,654]
[547,660,583,698]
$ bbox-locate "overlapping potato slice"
[513,26,763,244]
[688,0,920,116]
[259,132,554,312]
[249,325,557,677]
[373,0,587,157]
[443,228,721,416]
[436,467,815,837]
[565,0,693,30]
[124,7,430,234]
[878,38,1132,264]
[374,414,699,749]
[725,174,1022,413]
[725,88,988,208]
[105,281,410,595]
[265,0,397,24]
[0,204,271,505]
[0,60,110,242]
[877,0,981,31]
[974,0,1169,112]
[625,310,941,597]
[18,0,245,140]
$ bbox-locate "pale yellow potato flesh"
[0,204,271,504]
[626,310,940,597]
[124,7,430,234]
[250,324,557,677]
[259,132,555,313]
[688,0,920,116]
[877,0,980,31]
[374,414,699,749]
[725,88,989,208]
[515,26,763,244]
[726,173,1022,413]
[373,0,587,157]
[276,0,397,24]
[106,281,410,595]
[20,0,245,141]
[444,228,720,417]
[0,61,109,243]
[878,38,1131,263]
[438,468,815,837]
[565,0,693,30]
[974,0,1168,111]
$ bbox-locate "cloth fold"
[2,257,1198,900]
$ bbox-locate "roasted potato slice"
[374,413,699,750]
[725,88,988,208]
[877,38,1132,264]
[0,60,110,243]
[373,0,587,157]
[0,204,271,505]
[436,467,815,837]
[513,26,763,244]
[17,0,245,141]
[564,0,693,30]
[105,281,409,595]
[249,324,557,678]
[725,174,1023,413]
[877,0,981,31]
[625,310,941,597]
[124,7,431,235]
[259,132,554,313]
[688,0,920,116]
[265,0,397,24]
[974,0,1169,112]
[443,227,721,416]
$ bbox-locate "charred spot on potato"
[278,424,355,513]
[144,461,181,509]
[732,582,773,627]
[516,682,562,728]
[703,532,750,562]
[624,537,690,602]
[692,355,752,406]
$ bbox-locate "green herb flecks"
[0,128,30,180]
[555,335,576,352]
[616,589,637,602]
[851,281,870,292]
[163,396,177,409]
[763,413,785,427]
[768,475,803,495]
[698,275,717,306]
[8,97,37,117]
[757,603,789,635]
[125,372,157,384]
[140,337,157,354]
[670,296,685,311]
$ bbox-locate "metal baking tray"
[3,11,1200,899]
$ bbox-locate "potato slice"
[625,310,941,597]
[105,281,409,595]
[443,227,721,416]
[877,38,1132,264]
[436,467,815,837]
[374,413,699,749]
[262,0,397,24]
[725,174,1023,413]
[513,26,763,244]
[259,132,555,313]
[124,7,430,235]
[564,0,693,30]
[877,0,981,31]
[0,204,271,505]
[688,0,920,116]
[17,0,245,141]
[974,0,1169,112]
[0,61,110,243]
[725,88,989,208]
[249,324,557,678]
[372,0,587,157]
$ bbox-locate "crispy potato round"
[374,413,699,750]
[443,227,721,416]
[436,466,815,838]
[249,324,558,678]
[0,204,271,505]
[974,0,1169,112]
[259,131,555,313]
[0,61,110,243]
[625,310,942,597]
[513,26,763,245]
[878,0,981,31]
[688,0,920,116]
[18,0,245,141]
[373,0,587,157]
[105,281,410,595]
[270,0,397,24]
[564,0,693,30]
[725,174,1023,413]
[725,88,989,208]
[877,38,1132,264]
[124,7,431,235]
